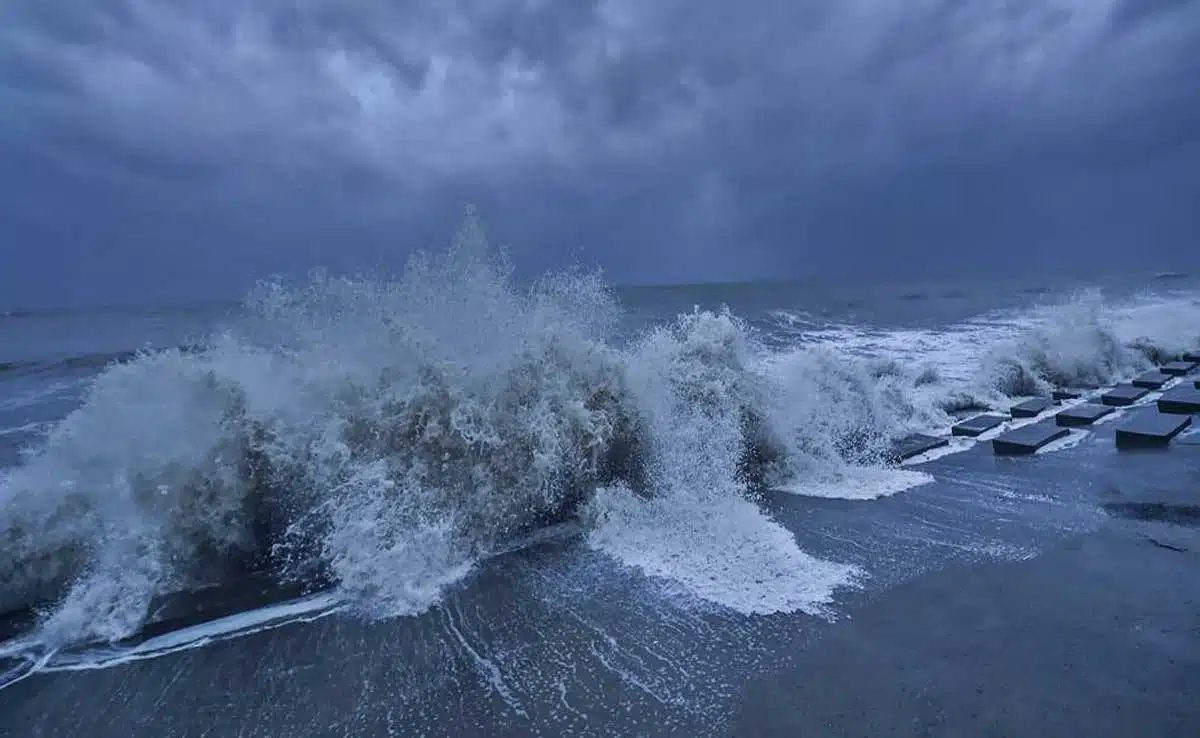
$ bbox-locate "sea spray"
[585,310,861,616]
[5,218,1199,646]
[979,289,1148,397]
[770,288,1200,432]
[0,213,639,642]
[0,214,868,644]
[0,351,259,627]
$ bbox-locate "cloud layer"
[2,0,1198,308]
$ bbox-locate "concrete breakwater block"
[1101,385,1149,407]
[951,414,1007,437]
[1010,398,1056,418]
[887,433,949,463]
[992,422,1071,456]
[1115,412,1192,449]
[1132,371,1171,390]
[1160,360,1198,376]
[1055,403,1114,427]
[1157,387,1200,415]
[1052,389,1082,401]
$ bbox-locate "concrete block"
[1101,385,1149,406]
[1160,360,1198,376]
[951,414,1007,437]
[1010,398,1056,418]
[887,434,949,463]
[1115,412,1192,449]
[1052,389,1082,401]
[1055,403,1114,427]
[992,422,1071,456]
[1132,371,1170,390]
[1157,387,1200,415]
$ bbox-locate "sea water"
[1,219,1199,735]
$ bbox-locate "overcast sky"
[2,0,1198,310]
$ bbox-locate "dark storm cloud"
[1,0,1198,309]
[1109,0,1196,28]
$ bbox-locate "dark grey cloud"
[1110,0,1196,28]
[1,0,1198,310]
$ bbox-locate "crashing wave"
[0,214,865,643]
[4,215,1200,646]
[975,289,1200,402]
[1,213,637,641]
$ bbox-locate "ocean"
[1,239,1199,736]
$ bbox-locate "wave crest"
[4,223,1199,645]
[997,291,1136,390]
[2,213,649,642]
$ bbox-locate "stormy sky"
[1,0,1198,310]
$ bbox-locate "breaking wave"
[2,214,1199,646]
[773,288,1200,425]
[0,215,880,644]
[977,289,1200,401]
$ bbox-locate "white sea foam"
[580,310,867,615]
[1094,408,1127,425]
[0,215,868,643]
[778,466,934,501]
[586,486,860,616]
[0,213,635,642]
[46,593,344,673]
[2,212,1199,647]
[899,438,973,465]
[772,288,1200,430]
[1036,430,1089,455]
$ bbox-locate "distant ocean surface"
[2,242,1199,735]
